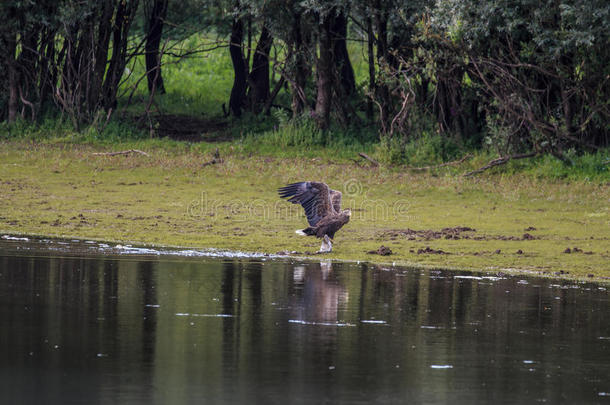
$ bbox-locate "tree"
[145,0,168,95]
[313,10,334,129]
[248,23,273,113]
[228,3,248,117]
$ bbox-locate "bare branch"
[462,152,538,177]
[358,152,380,167]
[93,149,150,157]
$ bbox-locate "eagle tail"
[295,227,316,236]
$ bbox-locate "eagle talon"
[319,235,333,253]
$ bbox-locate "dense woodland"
[0,0,608,159]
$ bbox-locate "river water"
[0,236,608,404]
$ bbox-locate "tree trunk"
[366,16,375,119]
[16,26,39,119]
[91,1,114,111]
[373,2,391,133]
[248,24,273,113]
[434,78,449,133]
[39,27,57,109]
[103,0,138,111]
[229,17,247,117]
[74,14,94,115]
[314,14,333,130]
[289,11,309,117]
[331,11,355,97]
[145,0,168,95]
[7,32,18,123]
[0,27,7,119]
[557,53,575,139]
[37,1,60,111]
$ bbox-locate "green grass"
[235,113,376,161]
[119,35,234,117]
[517,151,610,182]
[0,141,608,282]
[2,114,608,182]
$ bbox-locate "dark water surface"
[0,237,609,404]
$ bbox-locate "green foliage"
[0,115,148,144]
[120,35,234,117]
[237,112,376,160]
[1,1,607,179]
[518,151,610,181]
[376,132,463,166]
[428,0,609,150]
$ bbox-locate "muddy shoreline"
[2,233,608,284]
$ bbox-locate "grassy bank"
[1,140,608,282]
[2,116,608,181]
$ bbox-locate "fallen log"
[462,152,538,177]
[92,149,150,157]
[358,152,379,167]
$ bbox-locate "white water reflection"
[2,234,276,259]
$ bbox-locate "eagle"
[278,181,351,253]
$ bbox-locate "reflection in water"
[0,250,608,404]
[289,261,349,326]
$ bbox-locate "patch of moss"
[1,141,608,282]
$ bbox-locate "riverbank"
[1,141,608,281]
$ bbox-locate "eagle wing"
[330,189,342,212]
[278,182,334,226]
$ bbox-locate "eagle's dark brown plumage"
[278,181,351,252]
